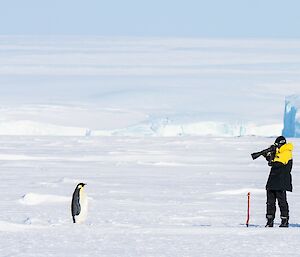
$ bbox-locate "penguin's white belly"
[75,190,88,223]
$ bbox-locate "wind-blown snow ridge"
[19,193,70,205]
[213,188,265,195]
[0,120,89,136]
[0,221,45,232]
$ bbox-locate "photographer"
[264,136,293,227]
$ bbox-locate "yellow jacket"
[273,143,293,165]
[267,142,293,191]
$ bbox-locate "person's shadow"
[240,223,300,228]
[289,223,300,228]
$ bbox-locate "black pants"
[266,190,289,219]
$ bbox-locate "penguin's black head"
[76,183,86,189]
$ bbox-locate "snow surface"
[1,136,300,256]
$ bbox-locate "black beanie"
[275,136,286,146]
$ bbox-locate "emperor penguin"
[71,183,88,223]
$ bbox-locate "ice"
[104,118,282,137]
[283,95,300,137]
[155,120,281,137]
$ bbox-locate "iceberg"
[282,95,300,137]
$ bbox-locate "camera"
[251,145,277,160]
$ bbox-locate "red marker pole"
[246,192,250,227]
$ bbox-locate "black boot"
[265,218,274,227]
[265,214,274,227]
[279,216,289,227]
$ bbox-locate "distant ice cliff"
[99,119,282,137]
[0,105,283,137]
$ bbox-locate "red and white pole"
[246,192,250,227]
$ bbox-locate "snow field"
[0,136,300,256]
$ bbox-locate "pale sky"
[0,0,299,37]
